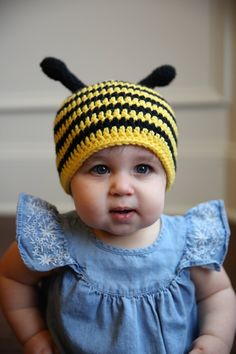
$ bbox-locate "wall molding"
[0,142,53,160]
[0,87,230,114]
[1,140,235,160]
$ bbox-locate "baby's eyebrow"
[87,153,107,162]
[83,153,108,166]
[133,153,157,162]
[140,155,155,160]
[83,149,161,167]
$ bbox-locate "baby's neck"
[93,219,161,249]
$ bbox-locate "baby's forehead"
[87,145,159,161]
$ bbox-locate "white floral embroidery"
[19,194,72,268]
[179,201,229,270]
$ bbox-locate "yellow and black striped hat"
[41,58,178,194]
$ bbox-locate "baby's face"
[70,145,166,241]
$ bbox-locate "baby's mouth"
[109,207,136,221]
[110,207,135,214]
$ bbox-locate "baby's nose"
[109,173,134,196]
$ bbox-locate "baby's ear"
[138,65,176,88]
[40,57,86,92]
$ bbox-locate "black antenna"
[138,65,176,88]
[40,57,86,92]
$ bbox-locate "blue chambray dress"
[16,193,230,354]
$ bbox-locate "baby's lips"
[110,207,135,214]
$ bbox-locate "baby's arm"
[189,267,236,354]
[0,241,58,354]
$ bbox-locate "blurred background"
[0,0,235,353]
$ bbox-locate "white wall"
[0,0,234,217]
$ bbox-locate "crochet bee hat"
[40,57,178,194]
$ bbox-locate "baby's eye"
[91,165,110,175]
[135,164,151,174]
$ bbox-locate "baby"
[0,58,235,354]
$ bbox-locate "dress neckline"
[88,217,165,256]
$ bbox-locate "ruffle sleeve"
[16,193,75,272]
[178,200,230,272]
